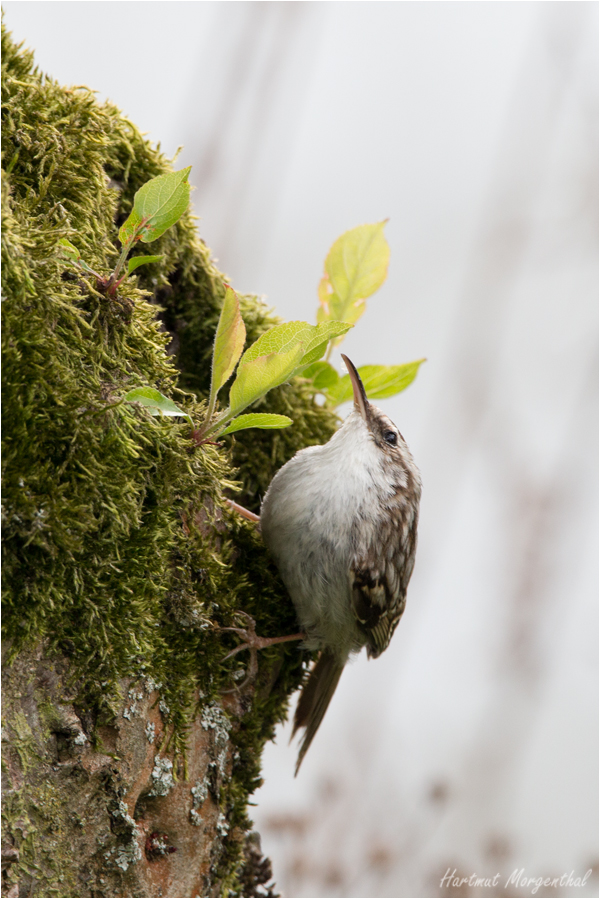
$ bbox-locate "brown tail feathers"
[292,649,345,775]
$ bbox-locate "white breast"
[260,412,395,658]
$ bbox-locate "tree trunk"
[2,643,279,898]
[1,24,336,898]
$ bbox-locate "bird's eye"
[383,430,397,446]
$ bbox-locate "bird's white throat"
[275,410,397,521]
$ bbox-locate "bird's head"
[341,354,407,458]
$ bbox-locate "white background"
[4,3,597,896]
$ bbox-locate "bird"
[258,354,421,774]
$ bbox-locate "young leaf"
[123,387,193,425]
[359,360,426,400]
[58,237,81,262]
[118,207,144,246]
[238,322,310,365]
[299,333,344,368]
[127,255,164,275]
[210,287,246,408]
[327,360,425,406]
[58,238,99,276]
[220,413,293,436]
[240,321,351,369]
[134,167,192,242]
[301,361,340,391]
[318,222,390,325]
[229,346,305,416]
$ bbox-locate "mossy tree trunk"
[1,27,337,898]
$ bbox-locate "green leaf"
[229,346,305,415]
[240,321,351,370]
[123,387,193,425]
[321,375,353,407]
[127,255,164,274]
[318,222,390,325]
[58,238,98,275]
[220,413,293,436]
[58,237,80,262]
[118,207,144,246]
[299,337,341,368]
[327,359,425,406]
[301,360,340,391]
[210,287,246,407]
[134,167,192,243]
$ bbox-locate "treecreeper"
[232,355,421,774]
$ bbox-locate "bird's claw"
[220,612,305,693]
[220,613,261,692]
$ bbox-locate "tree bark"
[2,643,278,898]
[1,23,336,898]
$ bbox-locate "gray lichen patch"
[191,776,210,808]
[109,802,142,873]
[113,840,142,874]
[190,809,203,827]
[144,677,163,695]
[201,701,232,779]
[149,756,176,798]
[216,812,230,838]
[123,688,145,720]
[113,800,139,833]
[190,772,211,825]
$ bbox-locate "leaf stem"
[202,407,237,439]
[204,391,218,435]
[112,240,133,282]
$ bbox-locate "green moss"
[17,782,80,897]
[2,23,338,894]
[5,711,40,774]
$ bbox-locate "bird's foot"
[226,499,260,524]
[220,611,304,692]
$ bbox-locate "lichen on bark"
[1,24,337,897]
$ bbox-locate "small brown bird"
[260,355,421,773]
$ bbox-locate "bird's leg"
[222,613,305,657]
[226,499,260,524]
[220,612,305,692]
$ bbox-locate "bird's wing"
[350,506,418,658]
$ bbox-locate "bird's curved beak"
[341,354,369,422]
